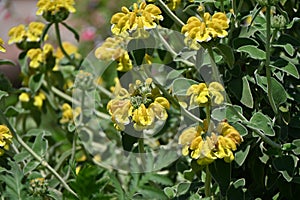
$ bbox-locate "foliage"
[0,0,300,199]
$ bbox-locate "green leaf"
[237,45,266,60]
[273,155,297,182]
[31,132,48,157]
[139,185,167,200]
[0,90,8,101]
[273,43,295,56]
[109,173,125,200]
[227,179,246,200]
[255,74,288,106]
[164,187,176,198]
[0,160,26,199]
[286,17,300,29]
[4,106,26,117]
[214,43,235,69]
[29,73,45,93]
[0,59,16,66]
[273,62,299,79]
[172,78,198,96]
[232,37,259,49]
[248,112,275,136]
[148,174,173,186]
[211,105,243,123]
[240,76,253,108]
[26,129,52,137]
[232,122,248,137]
[209,160,231,196]
[23,161,40,175]
[176,182,191,196]
[292,139,300,155]
[235,145,250,166]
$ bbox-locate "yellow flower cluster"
[27,44,54,68]
[53,42,81,71]
[187,82,224,107]
[19,92,46,109]
[182,12,229,48]
[107,78,170,131]
[55,42,80,60]
[95,37,132,72]
[0,38,6,53]
[167,0,182,10]
[8,22,45,45]
[36,0,76,16]
[179,120,243,165]
[60,103,81,124]
[0,125,13,156]
[33,92,46,109]
[19,92,30,102]
[147,0,182,11]
[110,2,163,36]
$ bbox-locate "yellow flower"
[54,42,81,70]
[27,22,46,42]
[182,17,211,43]
[187,82,224,107]
[179,121,243,165]
[167,0,181,10]
[8,24,26,44]
[107,78,170,131]
[0,125,13,156]
[95,37,132,72]
[182,12,229,48]
[132,104,155,130]
[19,92,30,102]
[107,99,132,130]
[116,52,133,72]
[27,49,43,68]
[217,121,243,145]
[208,82,225,105]
[111,2,163,35]
[27,44,54,68]
[206,12,229,39]
[187,82,209,107]
[179,126,201,156]
[56,42,80,60]
[148,97,170,120]
[36,0,76,16]
[0,38,6,53]
[8,22,45,45]
[33,92,46,109]
[60,103,81,124]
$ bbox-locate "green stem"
[265,3,278,114]
[143,66,202,123]
[220,0,225,12]
[0,110,78,198]
[154,30,195,67]
[157,0,185,27]
[54,22,78,68]
[45,82,111,120]
[207,46,221,83]
[206,104,211,126]
[138,138,146,169]
[205,165,212,197]
[225,103,281,149]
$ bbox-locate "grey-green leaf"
[237,45,266,60]
[240,76,254,108]
[249,112,275,136]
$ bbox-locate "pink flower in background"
[81,27,96,41]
